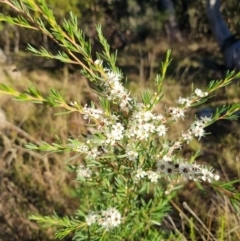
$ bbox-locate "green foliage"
[0,1,240,241]
[30,213,86,239]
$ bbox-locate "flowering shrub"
[0,0,239,240]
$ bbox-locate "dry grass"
[0,37,239,241]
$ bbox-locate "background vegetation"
[0,0,239,240]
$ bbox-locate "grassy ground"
[0,36,239,240]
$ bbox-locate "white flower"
[134,168,147,181]
[178,163,191,178]
[214,174,220,181]
[69,101,77,106]
[200,115,212,124]
[105,133,117,146]
[105,123,124,144]
[126,150,138,161]
[193,119,205,127]
[162,155,172,162]
[94,59,103,66]
[157,160,173,174]
[156,124,167,137]
[200,168,217,183]
[191,125,205,139]
[83,105,103,120]
[147,171,159,183]
[120,100,131,112]
[101,68,132,111]
[86,212,98,226]
[112,122,124,133]
[195,88,208,98]
[177,97,192,107]
[126,143,139,161]
[157,159,220,183]
[142,123,155,133]
[110,83,125,98]
[103,122,125,145]
[190,119,206,139]
[106,70,122,83]
[181,131,194,143]
[169,141,182,153]
[86,208,122,230]
[76,144,89,153]
[77,165,92,179]
[128,123,150,140]
[134,111,154,123]
[86,147,101,159]
[99,207,121,230]
[154,113,165,121]
[168,107,185,120]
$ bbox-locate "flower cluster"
[134,168,160,183]
[177,97,192,107]
[168,106,185,120]
[190,119,206,139]
[194,88,208,98]
[157,159,219,182]
[82,104,110,131]
[83,105,103,121]
[74,142,102,160]
[76,80,218,188]
[126,107,168,141]
[190,116,212,140]
[133,158,219,184]
[85,207,121,230]
[74,82,220,190]
[95,60,133,112]
[176,88,208,107]
[76,164,92,179]
[82,105,125,147]
[105,122,124,145]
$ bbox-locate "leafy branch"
[30,214,86,239]
[0,83,83,112]
[0,0,96,77]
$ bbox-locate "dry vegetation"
[0,35,239,241]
